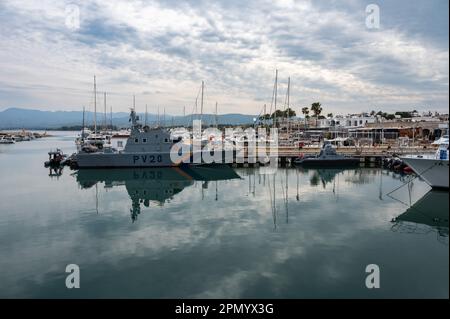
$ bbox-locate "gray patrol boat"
[75,109,194,168]
[294,142,360,167]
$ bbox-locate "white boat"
[0,136,15,144]
[170,127,191,142]
[401,135,449,189]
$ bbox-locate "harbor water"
[0,132,448,298]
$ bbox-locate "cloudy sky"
[0,0,448,115]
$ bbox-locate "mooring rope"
[386,160,439,200]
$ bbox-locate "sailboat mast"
[104,92,107,131]
[264,104,266,127]
[287,77,290,110]
[93,75,97,134]
[215,101,218,128]
[110,106,113,132]
[82,106,85,142]
[200,81,204,125]
[287,77,290,143]
[273,70,278,128]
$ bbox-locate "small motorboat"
[294,142,360,167]
[44,149,67,167]
[0,136,15,144]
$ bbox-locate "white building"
[316,115,377,129]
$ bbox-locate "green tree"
[327,113,333,118]
[301,107,310,126]
[311,102,322,126]
[271,109,285,125]
[284,107,296,118]
[395,111,412,118]
[302,107,309,117]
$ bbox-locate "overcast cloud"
[0,0,448,115]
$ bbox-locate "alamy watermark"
[65,264,80,289]
[365,4,380,29]
[65,4,80,31]
[365,264,380,289]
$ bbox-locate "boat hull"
[75,152,182,168]
[295,158,360,168]
[401,157,449,189]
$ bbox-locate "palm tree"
[301,107,309,126]
[311,102,322,126]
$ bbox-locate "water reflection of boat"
[392,190,449,242]
[75,165,241,222]
[308,168,344,187]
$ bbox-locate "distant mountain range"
[0,108,258,129]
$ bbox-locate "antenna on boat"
[157,106,160,127]
[145,104,148,127]
[163,107,166,128]
[93,75,97,134]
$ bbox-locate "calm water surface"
[0,132,448,298]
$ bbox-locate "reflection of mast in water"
[267,173,277,229]
[333,176,336,194]
[336,171,339,201]
[215,180,218,201]
[333,171,340,202]
[379,170,383,200]
[253,170,256,196]
[247,170,256,196]
[296,169,299,201]
[95,182,99,214]
[201,181,205,200]
[280,169,289,224]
